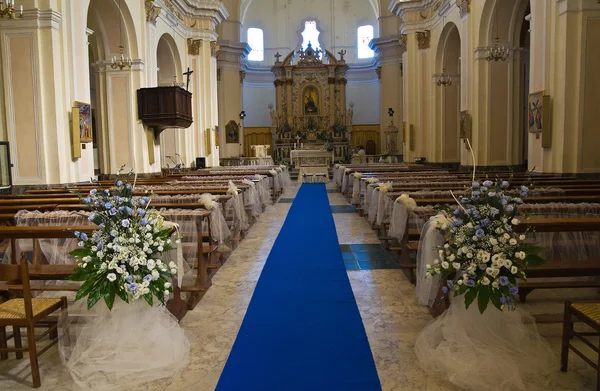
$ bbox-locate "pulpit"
[137,86,193,136]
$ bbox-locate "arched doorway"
[86,0,142,175]
[156,33,184,169]
[436,22,461,163]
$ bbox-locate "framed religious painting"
[303,86,319,115]
[528,91,545,134]
[226,120,239,144]
[74,101,93,143]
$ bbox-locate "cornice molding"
[0,9,61,30]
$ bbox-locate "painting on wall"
[528,91,545,133]
[75,101,93,143]
[226,120,239,144]
[303,86,319,115]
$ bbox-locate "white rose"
[152,270,159,280]
[512,218,520,225]
[511,266,518,274]
[164,282,172,289]
[164,290,171,296]
[444,244,450,249]
[452,262,461,270]
[466,253,473,259]
[482,277,490,285]
[509,238,517,246]
[82,263,88,268]
[457,280,463,285]
[519,235,526,241]
[492,281,499,288]
[441,261,449,269]
[147,259,156,270]
[434,259,440,264]
[490,238,498,245]
[142,288,150,295]
[169,261,176,269]
[503,233,510,240]
[170,268,177,274]
[516,251,526,260]
[504,259,513,268]
[449,254,456,262]
[107,273,117,282]
[486,267,495,276]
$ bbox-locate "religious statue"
[346,106,353,125]
[270,109,278,127]
[303,87,319,114]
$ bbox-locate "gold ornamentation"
[456,0,471,17]
[399,34,407,51]
[162,0,183,21]
[210,41,219,57]
[145,0,161,25]
[187,38,202,56]
[416,30,431,49]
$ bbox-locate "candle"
[294,143,296,149]
[301,143,304,149]
[20,4,23,14]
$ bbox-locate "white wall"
[242,0,378,66]
[347,81,380,124]
[242,84,275,127]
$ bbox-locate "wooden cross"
[183,67,194,91]
[274,52,282,63]
[295,135,301,148]
[338,50,346,61]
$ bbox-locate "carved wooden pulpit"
[137,86,193,136]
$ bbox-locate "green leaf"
[464,287,477,309]
[490,289,503,311]
[69,248,92,257]
[143,293,153,307]
[115,287,129,303]
[104,288,116,310]
[478,286,490,314]
[87,288,102,310]
[75,278,97,302]
[525,254,546,267]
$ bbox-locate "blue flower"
[118,206,125,212]
[472,181,480,188]
[139,198,147,206]
[498,276,509,286]
[451,220,463,228]
[141,219,148,226]
[520,192,528,198]
[514,198,523,204]
[121,219,130,228]
[500,296,508,304]
[504,224,513,232]
[116,181,123,187]
[521,185,529,193]
[490,207,500,216]
[501,181,510,189]
[500,198,508,206]
[480,219,490,227]
[475,229,485,238]
[77,241,85,247]
[453,209,461,216]
[125,275,133,283]
[506,205,514,213]
[447,280,454,288]
[473,210,480,218]
[483,180,493,187]
[472,191,481,197]
[88,214,96,221]
[481,186,488,193]
[83,197,91,204]
[466,280,475,287]
[128,283,138,291]
[104,202,113,210]
[80,233,88,241]
[137,208,145,216]
[442,287,449,294]
[104,189,110,195]
[509,286,519,295]
[89,189,97,196]
[109,208,117,216]
[126,184,132,190]
[97,242,103,249]
[125,207,133,216]
[74,231,81,238]
[143,275,152,282]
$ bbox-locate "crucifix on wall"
[183,67,194,91]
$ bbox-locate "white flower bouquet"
[69,173,180,310]
[426,179,545,313]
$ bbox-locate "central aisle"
[216,184,381,391]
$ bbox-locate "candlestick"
[301,143,304,149]
[294,143,296,149]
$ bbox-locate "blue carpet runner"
[216,184,381,391]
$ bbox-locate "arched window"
[247,28,264,61]
[301,21,321,52]
[357,25,374,59]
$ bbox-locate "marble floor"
[1,182,599,390]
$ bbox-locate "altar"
[290,149,334,167]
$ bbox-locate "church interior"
[1,0,600,390]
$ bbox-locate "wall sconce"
[0,0,23,19]
[388,108,395,117]
[239,110,247,126]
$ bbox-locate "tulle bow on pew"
[388,194,417,242]
[198,193,231,252]
[415,214,448,307]
[351,173,362,204]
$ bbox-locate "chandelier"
[485,37,509,62]
[111,0,132,70]
[435,68,452,87]
[0,0,23,19]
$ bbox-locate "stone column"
[328,74,336,124]
[285,75,293,121]
[370,36,405,156]
[216,40,250,158]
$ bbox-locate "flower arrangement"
[278,121,292,134]
[426,179,545,313]
[305,117,318,132]
[69,172,180,310]
[332,121,346,135]
[317,130,331,141]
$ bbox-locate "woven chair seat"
[0,298,63,320]
[572,303,600,325]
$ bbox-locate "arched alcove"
[156,33,184,169]
[435,22,461,163]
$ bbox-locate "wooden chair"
[561,300,600,390]
[0,253,68,388]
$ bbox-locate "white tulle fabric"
[227,181,249,235]
[415,299,557,391]
[368,188,380,225]
[196,194,231,251]
[415,214,448,307]
[376,182,393,227]
[351,174,362,205]
[388,195,417,241]
[59,299,190,390]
